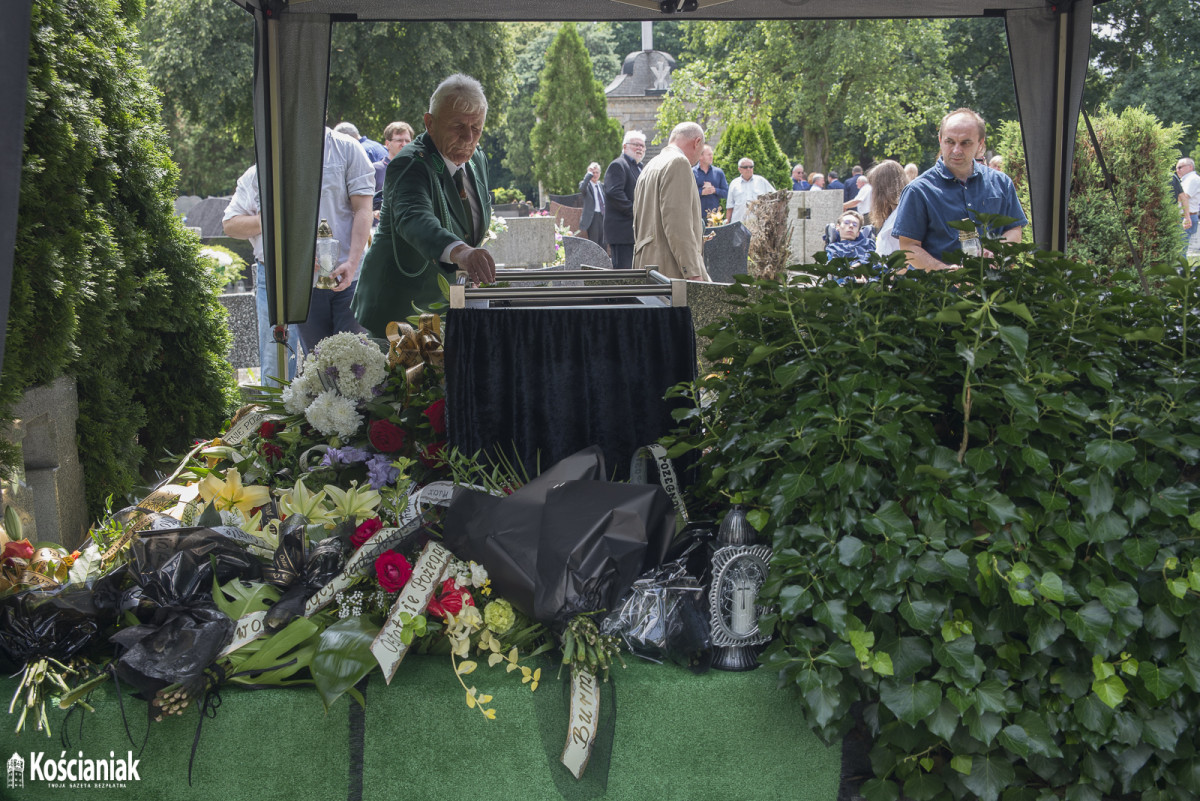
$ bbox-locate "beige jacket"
[633,144,710,281]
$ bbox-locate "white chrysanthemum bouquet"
[281,332,388,438]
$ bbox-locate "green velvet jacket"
[352,132,491,338]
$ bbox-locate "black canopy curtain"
[229,0,1096,331]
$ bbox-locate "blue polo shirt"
[891,157,1027,260]
[694,163,729,217]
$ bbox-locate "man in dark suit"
[352,74,495,339]
[603,131,645,270]
[578,162,605,245]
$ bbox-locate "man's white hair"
[333,121,360,139]
[623,130,646,146]
[1180,157,1196,169]
[668,122,704,144]
[429,74,488,117]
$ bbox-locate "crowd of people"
[223,70,1030,386]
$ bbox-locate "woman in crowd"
[867,159,909,257]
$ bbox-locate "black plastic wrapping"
[0,575,123,670]
[109,528,261,698]
[601,549,713,674]
[261,515,344,631]
[443,446,675,627]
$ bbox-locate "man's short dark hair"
[940,108,987,141]
[383,121,414,142]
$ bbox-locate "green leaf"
[879,679,941,726]
[962,752,1016,801]
[746,343,782,365]
[1139,663,1185,700]
[746,509,769,531]
[932,308,963,324]
[903,772,945,801]
[998,300,1034,324]
[1064,601,1113,645]
[951,755,973,775]
[1035,571,1065,602]
[312,616,382,712]
[997,326,1029,364]
[973,679,1010,714]
[837,535,870,567]
[1091,674,1127,708]
[860,778,900,801]
[899,597,942,630]
[981,490,1022,524]
[926,699,961,741]
[1084,439,1137,472]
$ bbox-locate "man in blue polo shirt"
[694,144,728,222]
[892,108,1026,272]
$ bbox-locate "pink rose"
[352,518,383,550]
[374,551,413,593]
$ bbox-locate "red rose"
[368,419,407,453]
[418,440,447,468]
[259,442,284,462]
[1,539,34,566]
[374,551,413,593]
[423,399,447,434]
[258,420,280,439]
[352,518,383,549]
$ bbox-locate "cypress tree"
[531,23,623,195]
[755,120,792,190]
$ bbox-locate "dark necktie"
[453,169,476,245]
[597,183,605,214]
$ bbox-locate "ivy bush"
[9,0,239,518]
[665,243,1200,801]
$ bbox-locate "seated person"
[825,210,875,266]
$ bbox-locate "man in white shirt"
[1177,158,1200,258]
[726,158,776,224]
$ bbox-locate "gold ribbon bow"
[386,314,444,382]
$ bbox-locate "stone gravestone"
[547,193,584,209]
[563,235,613,270]
[184,196,234,238]
[787,190,843,265]
[703,222,751,283]
[219,292,259,370]
[5,376,89,545]
[483,216,557,267]
[548,200,583,237]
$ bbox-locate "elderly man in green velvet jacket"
[352,74,495,338]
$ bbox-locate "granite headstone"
[563,235,613,270]
[703,222,751,283]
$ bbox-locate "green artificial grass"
[0,655,841,801]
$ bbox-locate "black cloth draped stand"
[445,306,696,480]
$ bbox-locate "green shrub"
[997,107,1184,272]
[491,186,527,205]
[9,0,239,519]
[714,120,791,193]
[665,243,1200,801]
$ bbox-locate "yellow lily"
[198,468,270,518]
[324,481,381,524]
[275,477,336,527]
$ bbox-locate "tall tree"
[944,18,1018,134]
[530,23,622,195]
[659,20,955,174]
[139,7,512,195]
[1089,0,1200,143]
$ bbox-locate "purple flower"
[320,446,372,467]
[324,365,340,380]
[366,454,401,489]
[351,363,366,379]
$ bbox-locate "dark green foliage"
[754,120,792,191]
[530,23,623,196]
[714,121,789,192]
[996,107,1184,272]
[664,243,1200,801]
[10,0,239,518]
